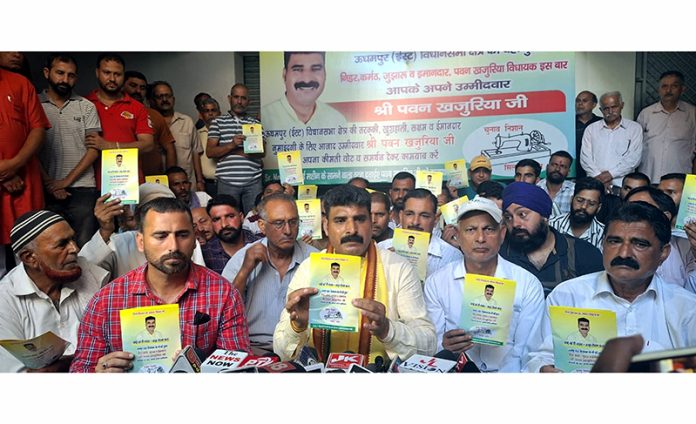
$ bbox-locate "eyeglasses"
[153,93,173,100]
[267,218,300,230]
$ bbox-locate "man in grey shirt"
[222,192,317,355]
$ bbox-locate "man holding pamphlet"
[423,196,545,372]
[274,184,436,363]
[70,197,250,372]
[525,202,696,372]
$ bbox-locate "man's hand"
[352,298,390,340]
[1,175,24,194]
[94,193,123,241]
[85,133,110,151]
[596,171,613,185]
[282,183,295,197]
[26,355,73,373]
[300,234,313,245]
[47,178,70,193]
[196,180,206,192]
[51,188,71,200]
[232,134,245,148]
[684,222,696,253]
[285,287,318,332]
[591,335,644,373]
[95,351,135,373]
[442,329,473,353]
[0,158,18,181]
[540,365,563,373]
[241,242,268,272]
[442,225,460,248]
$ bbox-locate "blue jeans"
[217,179,262,215]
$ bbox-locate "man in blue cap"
[500,182,603,295]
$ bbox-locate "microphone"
[366,356,385,373]
[434,349,481,373]
[256,361,307,373]
[200,349,250,373]
[348,363,372,373]
[219,354,281,373]
[168,346,202,373]
[325,352,366,372]
[387,356,403,373]
[397,352,458,373]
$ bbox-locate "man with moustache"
[122,71,177,177]
[379,189,462,279]
[501,182,603,294]
[513,159,541,185]
[0,211,109,372]
[207,83,263,214]
[371,191,393,243]
[38,53,101,247]
[637,71,696,181]
[262,51,347,128]
[274,184,436,363]
[424,197,545,372]
[526,202,696,372]
[84,53,154,186]
[537,151,575,217]
[575,90,603,179]
[657,173,686,209]
[70,197,251,372]
[222,193,317,355]
[197,97,221,194]
[550,178,606,250]
[462,155,493,200]
[201,194,262,274]
[165,166,211,209]
[191,207,214,246]
[580,91,643,195]
[150,81,205,191]
[388,171,416,229]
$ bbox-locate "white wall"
[576,52,636,118]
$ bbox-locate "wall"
[575,52,636,119]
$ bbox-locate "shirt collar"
[129,264,199,297]
[10,263,77,299]
[39,89,81,104]
[655,100,687,114]
[428,234,444,258]
[602,117,626,130]
[594,271,659,300]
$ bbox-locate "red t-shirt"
[0,69,51,244]
[85,91,154,187]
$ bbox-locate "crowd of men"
[2,50,696,372]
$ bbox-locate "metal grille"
[242,53,261,119]
[635,52,696,117]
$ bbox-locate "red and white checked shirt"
[70,263,250,373]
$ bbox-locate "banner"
[260,51,575,184]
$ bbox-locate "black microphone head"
[434,349,459,361]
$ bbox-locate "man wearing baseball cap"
[423,196,545,372]
[463,155,493,199]
[0,210,109,372]
[500,182,603,295]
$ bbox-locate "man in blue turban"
[499,182,603,295]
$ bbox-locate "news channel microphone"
[168,346,202,373]
[325,352,366,372]
[200,349,249,373]
[398,352,459,373]
[256,361,307,373]
[434,349,481,373]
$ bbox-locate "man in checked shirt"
[70,197,250,372]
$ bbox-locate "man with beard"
[537,151,575,218]
[84,54,154,187]
[388,171,415,229]
[0,211,109,372]
[191,207,214,246]
[262,51,347,128]
[222,193,317,355]
[575,90,603,179]
[70,197,251,372]
[201,194,262,274]
[371,191,393,243]
[500,182,603,294]
[550,178,606,250]
[150,81,205,192]
[580,91,643,195]
[526,202,696,372]
[122,71,177,177]
[379,189,462,279]
[637,71,696,181]
[274,184,435,363]
[207,83,263,214]
[38,54,101,247]
[165,166,211,209]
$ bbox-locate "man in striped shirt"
[206,83,263,215]
[549,177,605,251]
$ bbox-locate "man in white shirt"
[424,196,545,372]
[580,91,643,195]
[378,188,463,279]
[526,202,696,372]
[637,71,696,182]
[0,211,109,372]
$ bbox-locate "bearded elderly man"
[500,182,603,295]
[222,193,317,355]
[70,197,250,373]
[0,211,109,372]
[274,184,436,363]
[525,202,696,372]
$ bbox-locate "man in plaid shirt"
[70,197,250,373]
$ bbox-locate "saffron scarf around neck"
[312,241,389,363]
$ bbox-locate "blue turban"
[502,182,552,218]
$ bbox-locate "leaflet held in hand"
[392,228,430,281]
[120,304,181,373]
[298,184,318,200]
[243,123,264,154]
[297,199,322,240]
[308,253,362,332]
[0,331,70,370]
[445,159,468,188]
[278,150,304,185]
[415,170,443,196]
[101,148,139,204]
[674,173,696,238]
[440,196,470,226]
[459,274,516,346]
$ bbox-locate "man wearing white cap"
[0,210,109,372]
[423,196,545,372]
[78,183,205,280]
